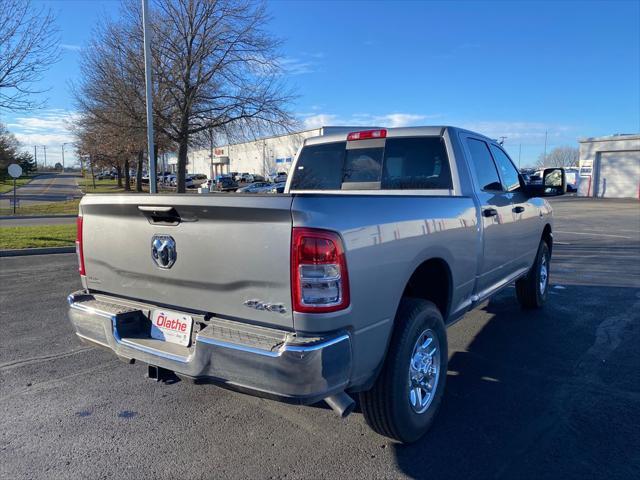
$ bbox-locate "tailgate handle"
[138,205,181,225]
[138,206,174,213]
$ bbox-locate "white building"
[184,126,375,180]
[577,134,640,199]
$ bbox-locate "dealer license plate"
[150,309,193,346]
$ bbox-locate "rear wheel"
[359,298,447,443]
[516,240,550,309]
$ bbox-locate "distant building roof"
[579,133,640,143]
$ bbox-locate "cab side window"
[466,138,502,191]
[381,137,452,190]
[490,145,521,192]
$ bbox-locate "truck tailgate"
[79,194,294,329]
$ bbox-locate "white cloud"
[459,121,574,143]
[373,113,429,128]
[60,43,82,52]
[278,51,326,75]
[301,111,439,129]
[7,109,78,165]
[302,114,340,129]
[279,57,316,75]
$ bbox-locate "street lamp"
[61,143,70,172]
[142,0,157,193]
[41,145,47,169]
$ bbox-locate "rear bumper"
[67,291,352,404]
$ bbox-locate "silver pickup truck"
[68,126,566,443]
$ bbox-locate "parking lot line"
[555,230,634,239]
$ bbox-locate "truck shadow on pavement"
[393,284,640,479]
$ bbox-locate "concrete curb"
[0,214,77,220]
[0,246,75,257]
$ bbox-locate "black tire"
[516,240,550,309]
[359,298,447,443]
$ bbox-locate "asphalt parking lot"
[1,197,639,479]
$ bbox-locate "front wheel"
[515,240,550,309]
[359,298,448,443]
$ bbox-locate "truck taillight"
[76,215,85,276]
[346,129,387,141]
[291,228,350,313]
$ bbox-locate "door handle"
[513,206,525,214]
[483,208,498,217]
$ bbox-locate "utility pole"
[43,145,47,169]
[543,130,548,165]
[33,145,38,170]
[142,0,157,193]
[61,143,68,171]
[518,143,522,168]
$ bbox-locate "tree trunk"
[124,158,131,191]
[90,155,96,189]
[136,150,144,192]
[177,134,188,194]
[153,143,159,192]
[116,164,123,188]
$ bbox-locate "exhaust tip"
[325,392,355,418]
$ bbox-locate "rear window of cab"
[290,137,452,191]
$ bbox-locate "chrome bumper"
[67,291,352,403]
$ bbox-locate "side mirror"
[542,168,567,196]
[525,168,566,197]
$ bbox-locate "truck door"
[462,135,518,296]
[488,144,541,271]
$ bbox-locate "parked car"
[269,182,286,193]
[185,174,209,189]
[236,181,273,193]
[68,126,565,443]
[216,176,239,191]
[270,171,287,183]
[235,172,253,183]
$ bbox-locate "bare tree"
[141,0,296,192]
[73,12,172,192]
[73,0,296,193]
[0,0,61,111]
[537,146,579,168]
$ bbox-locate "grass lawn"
[80,178,128,193]
[0,175,35,194]
[0,199,81,216]
[0,224,76,249]
[80,178,175,194]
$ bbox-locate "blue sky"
[2,0,638,167]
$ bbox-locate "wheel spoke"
[408,329,441,414]
[420,337,433,351]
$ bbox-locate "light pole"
[61,143,69,172]
[518,143,522,168]
[142,0,157,193]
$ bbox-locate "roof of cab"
[303,125,495,146]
